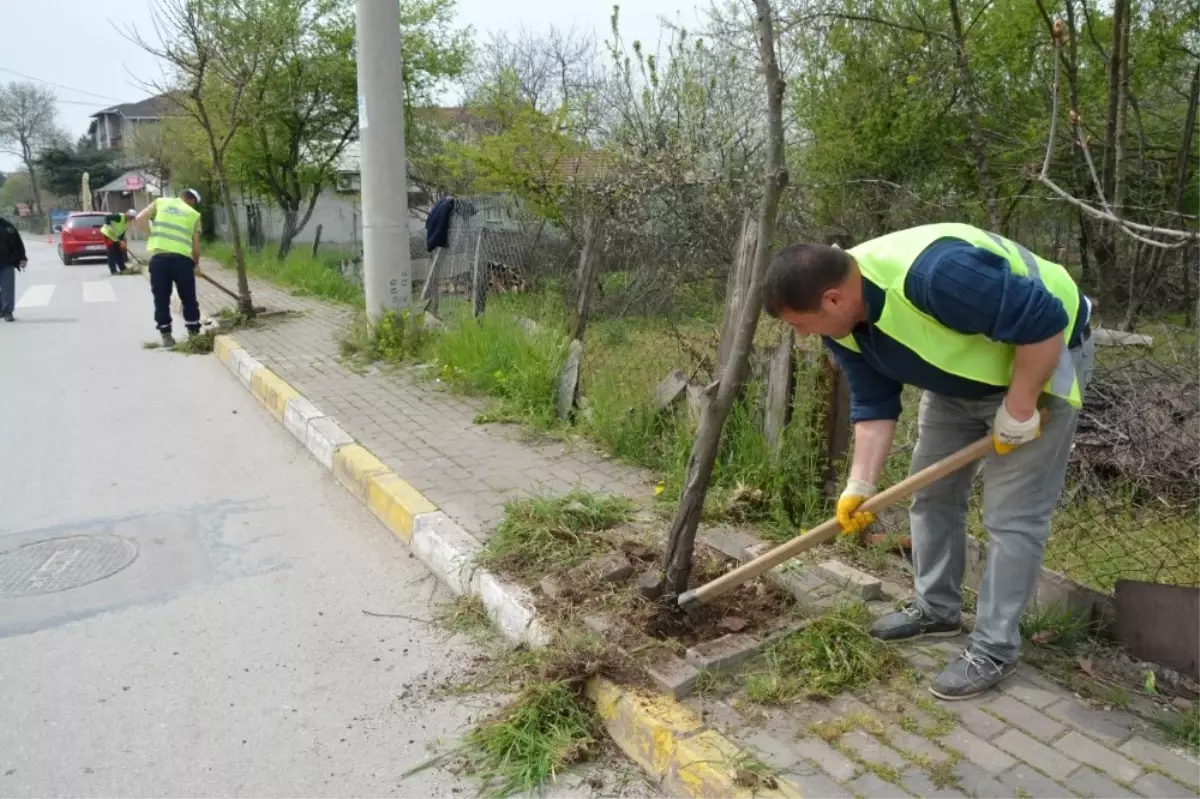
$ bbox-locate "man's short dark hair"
[761,243,852,317]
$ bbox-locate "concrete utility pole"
[355,0,411,321]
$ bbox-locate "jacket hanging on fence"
[425,197,454,251]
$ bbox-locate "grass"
[430,305,570,430]
[418,631,624,798]
[433,595,492,640]
[203,240,364,305]
[459,680,600,797]
[1019,602,1095,654]
[1160,702,1200,752]
[477,492,635,582]
[339,308,432,365]
[742,603,905,703]
[424,295,830,536]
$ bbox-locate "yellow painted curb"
[332,444,391,501]
[250,369,300,422]
[366,471,436,543]
[214,334,242,365]
[587,678,802,798]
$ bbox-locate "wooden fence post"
[571,214,603,341]
[471,229,488,318]
[311,223,323,258]
[763,328,795,458]
[819,352,853,501]
[421,248,442,315]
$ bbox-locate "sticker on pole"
[358,95,368,131]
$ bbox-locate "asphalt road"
[0,240,649,798]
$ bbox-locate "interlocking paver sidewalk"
[149,252,1198,799]
[172,256,653,539]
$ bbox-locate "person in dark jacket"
[0,216,28,322]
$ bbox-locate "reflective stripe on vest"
[147,198,199,257]
[834,223,1083,408]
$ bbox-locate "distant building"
[87,93,176,154]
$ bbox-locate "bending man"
[763,223,1093,700]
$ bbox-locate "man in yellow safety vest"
[762,223,1094,701]
[133,189,202,347]
[100,210,134,275]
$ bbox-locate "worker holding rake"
[761,223,1094,700]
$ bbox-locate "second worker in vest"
[100,211,135,275]
[133,189,203,347]
[762,223,1094,701]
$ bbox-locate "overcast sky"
[0,0,704,173]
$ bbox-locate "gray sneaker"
[3,313,13,322]
[161,331,176,347]
[930,649,1016,700]
[870,604,961,642]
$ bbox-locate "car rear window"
[66,214,108,229]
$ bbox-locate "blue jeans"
[149,253,199,334]
[908,334,1096,664]
[0,264,14,315]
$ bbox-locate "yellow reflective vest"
[834,223,1084,408]
[146,197,200,258]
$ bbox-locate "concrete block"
[992,728,1078,780]
[229,347,264,388]
[954,704,1007,741]
[699,528,761,562]
[938,727,1017,775]
[366,471,436,543]
[1056,730,1142,783]
[642,649,701,699]
[410,511,481,597]
[900,767,966,799]
[847,772,911,798]
[333,444,390,500]
[839,729,908,771]
[213,334,242,364]
[999,764,1072,799]
[1132,771,1200,798]
[304,416,354,470]
[998,678,1062,709]
[1067,766,1140,798]
[817,559,882,600]
[982,694,1066,741]
[478,571,551,648]
[1118,739,1200,787]
[572,552,633,583]
[1043,698,1133,746]
[249,369,300,422]
[793,737,859,782]
[586,676,704,780]
[283,396,324,443]
[683,633,759,673]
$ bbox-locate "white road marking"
[82,281,116,303]
[15,284,55,309]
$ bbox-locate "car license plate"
[86,245,105,251]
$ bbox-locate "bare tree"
[659,0,789,595]
[0,82,59,218]
[126,0,281,315]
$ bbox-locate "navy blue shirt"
[824,238,1090,423]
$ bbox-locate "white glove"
[993,402,1040,455]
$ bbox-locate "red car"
[58,212,112,265]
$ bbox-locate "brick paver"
[182,258,653,539]
[170,254,1200,799]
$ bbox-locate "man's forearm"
[849,419,897,485]
[1006,335,1062,420]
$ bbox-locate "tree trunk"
[948,0,1000,231]
[22,144,44,220]
[661,0,789,595]
[717,214,759,375]
[571,214,604,341]
[1173,65,1199,322]
[1093,0,1129,311]
[211,149,255,316]
[278,209,299,260]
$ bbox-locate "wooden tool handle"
[677,408,1048,611]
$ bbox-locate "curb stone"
[210,335,797,798]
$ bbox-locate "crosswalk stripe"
[15,284,55,309]
[82,281,116,303]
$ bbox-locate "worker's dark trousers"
[149,253,200,334]
[105,239,126,274]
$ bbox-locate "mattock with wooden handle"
[677,409,1050,613]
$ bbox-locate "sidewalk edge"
[209,334,802,799]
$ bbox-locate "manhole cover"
[0,535,139,597]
